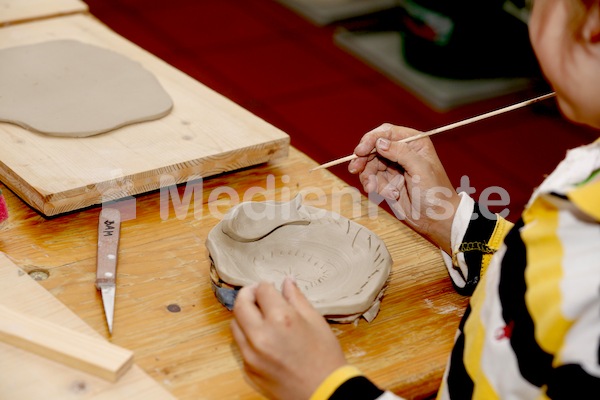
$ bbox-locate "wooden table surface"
[0,146,468,399]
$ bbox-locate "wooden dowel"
[310,92,556,171]
[0,304,134,382]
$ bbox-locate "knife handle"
[96,208,121,287]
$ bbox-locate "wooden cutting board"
[0,252,175,399]
[0,0,87,25]
[0,14,289,216]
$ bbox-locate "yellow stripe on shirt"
[481,217,513,277]
[309,365,363,400]
[521,195,571,356]
[462,273,499,399]
[568,180,600,221]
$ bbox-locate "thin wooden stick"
[310,92,556,172]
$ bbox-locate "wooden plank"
[0,253,176,399]
[0,0,88,26]
[0,14,289,216]
[0,305,134,382]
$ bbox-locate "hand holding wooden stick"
[310,92,556,172]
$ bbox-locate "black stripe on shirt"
[498,218,552,387]
[446,305,475,397]
[329,376,383,400]
[546,363,600,399]
[453,202,498,296]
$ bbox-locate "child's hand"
[348,123,460,253]
[231,278,347,400]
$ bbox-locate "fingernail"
[377,138,390,150]
[285,276,297,287]
[391,189,399,199]
[365,175,377,193]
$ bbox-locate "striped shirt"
[314,140,600,399]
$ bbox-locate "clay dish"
[207,197,392,322]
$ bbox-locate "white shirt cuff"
[440,192,475,288]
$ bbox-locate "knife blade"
[96,208,121,335]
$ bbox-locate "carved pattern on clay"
[206,196,392,323]
[0,39,173,137]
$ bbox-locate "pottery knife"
[96,208,121,335]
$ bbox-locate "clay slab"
[0,39,173,137]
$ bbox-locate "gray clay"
[222,194,310,242]
[207,195,392,323]
[0,39,173,137]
